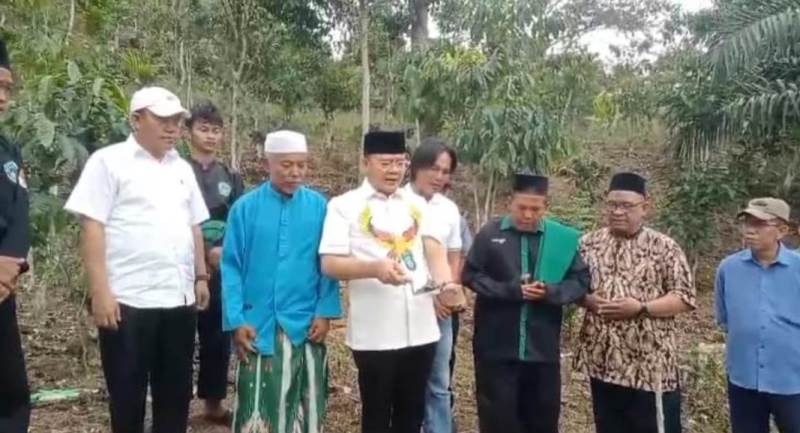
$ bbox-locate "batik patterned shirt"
[574,227,696,392]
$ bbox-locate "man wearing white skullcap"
[221,130,341,433]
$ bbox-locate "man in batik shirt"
[575,172,696,433]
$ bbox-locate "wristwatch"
[195,273,210,283]
[638,301,650,317]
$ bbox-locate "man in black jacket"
[0,36,33,433]
[186,101,244,424]
[462,173,589,433]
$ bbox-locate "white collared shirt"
[65,136,209,309]
[319,179,445,350]
[403,184,462,252]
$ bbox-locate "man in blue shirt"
[715,197,800,433]
[221,130,342,433]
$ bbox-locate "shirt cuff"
[670,289,697,309]
[223,314,246,332]
[64,204,108,225]
[319,244,350,256]
[315,303,342,319]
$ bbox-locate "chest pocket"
[118,164,192,218]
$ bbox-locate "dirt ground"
[18,285,721,433]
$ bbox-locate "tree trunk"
[415,117,421,149]
[324,112,336,149]
[472,179,481,228]
[178,40,187,99]
[360,0,371,148]
[186,50,193,108]
[476,171,497,228]
[64,0,76,46]
[409,0,430,49]
[230,80,239,170]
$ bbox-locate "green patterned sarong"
[233,330,328,433]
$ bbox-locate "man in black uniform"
[0,37,33,433]
[462,173,589,433]
[185,101,244,423]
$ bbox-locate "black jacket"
[462,217,589,363]
[0,134,30,259]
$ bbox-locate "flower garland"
[359,204,422,270]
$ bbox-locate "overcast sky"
[581,0,715,62]
[331,0,716,61]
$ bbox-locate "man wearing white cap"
[222,130,341,433]
[65,86,211,433]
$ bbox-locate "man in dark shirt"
[0,37,33,433]
[186,101,244,423]
[462,173,589,433]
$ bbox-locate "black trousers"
[728,381,800,433]
[590,378,682,433]
[99,304,197,433]
[352,343,437,433]
[475,358,561,433]
[0,296,30,433]
[196,275,230,400]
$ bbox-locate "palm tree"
[666,0,800,161]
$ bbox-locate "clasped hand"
[521,281,547,301]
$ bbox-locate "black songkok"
[0,38,10,70]
[513,173,549,195]
[609,172,647,195]
[364,131,406,155]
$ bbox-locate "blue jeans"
[423,317,454,433]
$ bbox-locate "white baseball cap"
[129,86,189,118]
[264,130,308,154]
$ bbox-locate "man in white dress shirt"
[65,87,210,433]
[405,138,463,433]
[319,131,459,433]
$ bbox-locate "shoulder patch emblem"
[4,161,19,185]
[218,181,232,197]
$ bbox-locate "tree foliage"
[664,0,800,162]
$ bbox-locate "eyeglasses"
[373,159,408,170]
[604,201,645,212]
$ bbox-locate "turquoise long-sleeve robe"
[221,182,342,355]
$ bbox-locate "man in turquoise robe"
[222,130,341,433]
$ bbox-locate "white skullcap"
[129,86,189,117]
[264,130,308,154]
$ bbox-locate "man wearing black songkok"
[320,131,460,433]
[0,36,33,433]
[462,172,590,433]
[574,172,696,433]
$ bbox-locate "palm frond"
[709,0,800,79]
[724,78,800,134]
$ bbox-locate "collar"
[266,181,298,201]
[403,183,448,205]
[608,225,645,241]
[741,244,791,266]
[125,135,179,161]
[189,154,217,170]
[359,178,404,200]
[500,215,543,233]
